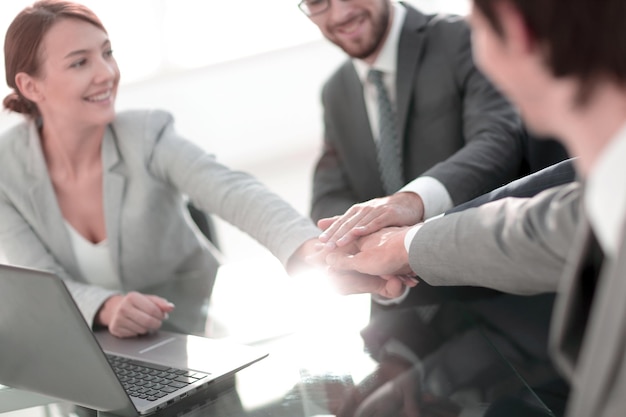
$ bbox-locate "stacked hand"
[325,227,416,277]
[323,226,419,299]
[318,192,424,249]
[282,192,427,299]
[290,236,416,299]
[326,269,416,299]
[318,193,424,297]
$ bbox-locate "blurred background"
[0,0,469,264]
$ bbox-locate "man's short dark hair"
[474,0,626,99]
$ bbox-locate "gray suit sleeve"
[146,111,320,265]
[422,20,524,204]
[408,183,582,294]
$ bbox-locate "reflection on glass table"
[1,256,566,417]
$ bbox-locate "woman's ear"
[15,72,43,103]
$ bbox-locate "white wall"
[115,40,346,262]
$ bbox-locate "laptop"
[0,264,268,416]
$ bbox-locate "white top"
[65,221,121,290]
[352,2,453,220]
[585,122,626,259]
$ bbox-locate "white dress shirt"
[352,2,453,221]
[585,122,626,259]
[65,222,121,290]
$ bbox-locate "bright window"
[0,0,468,86]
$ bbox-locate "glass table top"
[1,257,566,417]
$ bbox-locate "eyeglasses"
[298,0,332,17]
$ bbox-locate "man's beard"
[334,2,391,60]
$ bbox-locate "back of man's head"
[474,0,626,94]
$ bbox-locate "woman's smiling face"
[28,17,120,129]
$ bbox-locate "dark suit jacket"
[311,4,524,221]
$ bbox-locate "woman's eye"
[70,59,87,68]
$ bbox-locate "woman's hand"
[96,292,175,338]
[286,237,328,274]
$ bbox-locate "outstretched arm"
[326,183,581,295]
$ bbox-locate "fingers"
[317,216,341,232]
[127,292,169,320]
[145,295,176,314]
[108,292,174,338]
[379,276,410,299]
[326,251,360,273]
[326,245,408,277]
[325,248,401,277]
[327,227,414,277]
[318,193,425,248]
[326,270,389,296]
[332,201,415,247]
[334,215,392,246]
[325,266,416,299]
[109,316,152,338]
[287,238,330,274]
[319,205,382,247]
[394,274,419,288]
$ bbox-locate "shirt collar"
[585,121,626,258]
[353,2,407,82]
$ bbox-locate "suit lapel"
[564,227,626,416]
[396,4,429,138]
[101,125,126,280]
[23,123,127,282]
[24,123,82,280]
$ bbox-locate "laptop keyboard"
[106,354,210,402]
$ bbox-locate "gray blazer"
[410,183,626,416]
[409,182,582,294]
[311,5,524,221]
[0,110,319,326]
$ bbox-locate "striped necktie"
[368,69,404,194]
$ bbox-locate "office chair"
[187,203,220,249]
